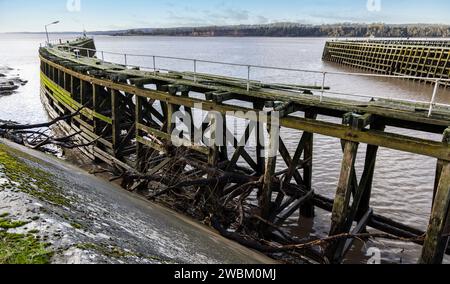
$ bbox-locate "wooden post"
[357,122,385,220]
[433,129,450,203]
[301,111,317,218]
[135,94,145,172]
[208,114,219,167]
[220,116,229,162]
[327,140,359,262]
[111,89,121,157]
[70,76,74,98]
[80,80,85,105]
[91,84,102,162]
[260,113,279,222]
[254,100,265,175]
[92,84,99,130]
[420,128,450,264]
[419,162,450,264]
[166,86,178,143]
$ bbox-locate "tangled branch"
[1,104,97,153]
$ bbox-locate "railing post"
[320,72,327,102]
[153,56,157,75]
[247,65,251,92]
[193,60,197,83]
[124,54,128,66]
[428,80,440,117]
[101,51,105,62]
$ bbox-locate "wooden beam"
[135,95,145,172]
[433,129,450,202]
[254,101,265,175]
[301,111,317,218]
[111,89,121,157]
[327,140,359,262]
[420,162,450,264]
[207,114,220,178]
[260,121,278,222]
[226,123,258,172]
[357,122,386,219]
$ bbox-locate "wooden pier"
[323,40,450,85]
[39,38,450,264]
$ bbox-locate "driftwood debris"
[0,104,95,154]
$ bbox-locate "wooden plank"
[136,136,166,153]
[137,123,209,155]
[342,208,374,258]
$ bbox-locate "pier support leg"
[208,114,219,167]
[92,84,103,163]
[327,113,378,262]
[135,95,145,172]
[357,123,385,220]
[433,129,450,203]
[327,140,359,262]
[111,90,121,158]
[260,117,279,224]
[254,101,265,175]
[419,162,450,264]
[301,111,317,218]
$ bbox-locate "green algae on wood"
[0,144,72,207]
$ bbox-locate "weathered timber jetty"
[323,40,450,85]
[39,37,450,264]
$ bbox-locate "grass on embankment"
[0,144,71,207]
[0,144,58,264]
[0,214,53,264]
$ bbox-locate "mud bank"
[0,139,274,264]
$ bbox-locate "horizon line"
[2,21,450,34]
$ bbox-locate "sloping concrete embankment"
[0,139,274,264]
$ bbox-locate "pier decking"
[39,38,450,264]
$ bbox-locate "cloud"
[256,15,270,24]
[201,8,249,23]
[163,5,274,27]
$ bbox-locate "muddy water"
[1,34,449,263]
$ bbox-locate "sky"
[0,0,450,33]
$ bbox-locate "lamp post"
[45,21,60,45]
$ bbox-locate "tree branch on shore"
[0,104,97,153]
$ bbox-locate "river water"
[1,34,449,264]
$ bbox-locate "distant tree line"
[113,23,450,38]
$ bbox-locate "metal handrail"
[46,41,450,117]
[57,45,450,82]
